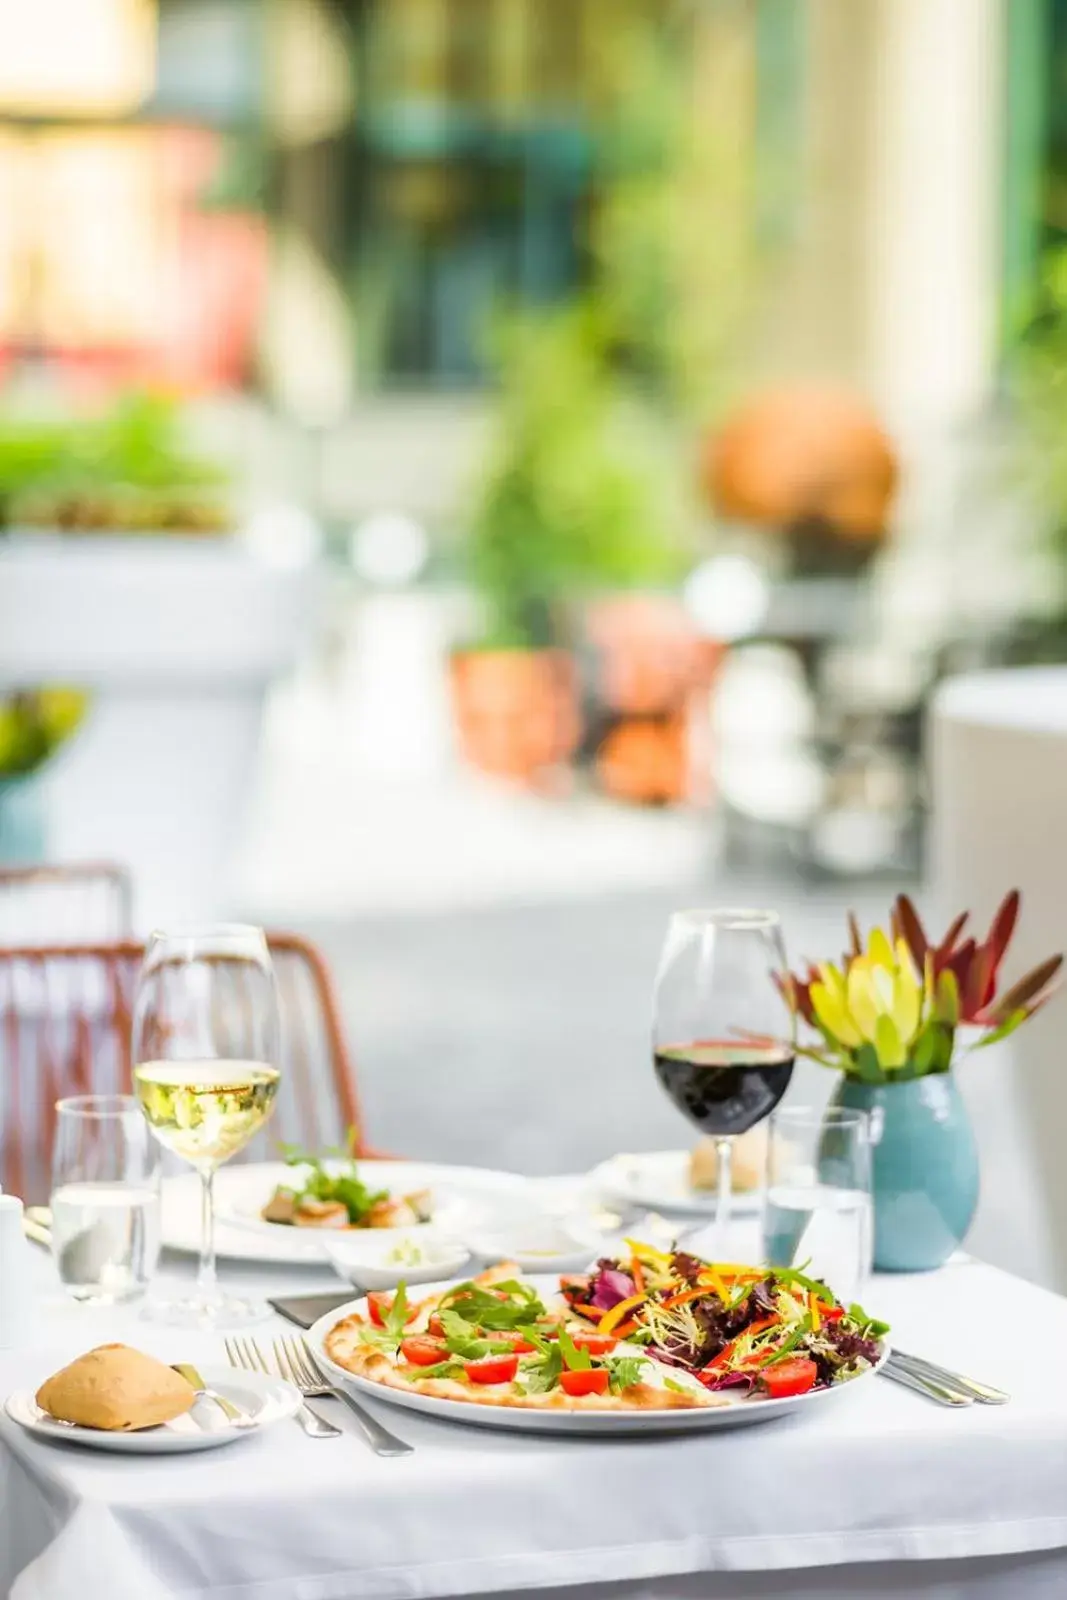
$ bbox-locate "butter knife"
[171,1363,256,1429]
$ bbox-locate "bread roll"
[690,1127,776,1193]
[36,1344,197,1431]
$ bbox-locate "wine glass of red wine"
[652,908,794,1258]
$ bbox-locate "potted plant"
[453,304,682,785]
[4,392,230,536]
[0,690,88,861]
[784,893,1062,1271]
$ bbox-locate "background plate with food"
[307,1252,888,1435]
[590,1130,781,1219]
[162,1158,532,1265]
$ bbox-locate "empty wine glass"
[652,908,794,1257]
[132,924,280,1328]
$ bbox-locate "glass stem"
[712,1137,734,1261]
[198,1166,218,1301]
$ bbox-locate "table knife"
[892,1349,1009,1405]
[171,1364,255,1429]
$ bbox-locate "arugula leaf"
[438,1308,476,1341]
[556,1328,592,1372]
[521,1345,563,1394]
[848,1304,890,1339]
[398,1360,464,1382]
[444,1334,514,1360]
[606,1355,648,1393]
[273,1144,386,1222]
[440,1284,545,1331]
[382,1283,410,1344]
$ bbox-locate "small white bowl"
[464,1215,602,1275]
[321,1230,470,1290]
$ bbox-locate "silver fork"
[225,1335,340,1439]
[892,1349,1009,1405]
[274,1337,413,1458]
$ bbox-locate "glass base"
[141,1290,271,1330]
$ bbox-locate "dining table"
[3,1190,1067,1600]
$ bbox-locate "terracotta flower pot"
[449,649,581,785]
[585,597,723,804]
[704,385,898,546]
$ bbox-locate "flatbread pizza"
[324,1263,719,1413]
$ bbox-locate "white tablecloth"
[3,1245,1067,1600]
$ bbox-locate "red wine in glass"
[651,909,794,1257]
[653,1041,795,1137]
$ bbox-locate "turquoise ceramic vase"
[0,776,45,864]
[831,1074,979,1272]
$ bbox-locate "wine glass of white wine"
[132,924,280,1328]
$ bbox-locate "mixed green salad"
[559,1244,889,1397]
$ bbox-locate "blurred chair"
[0,864,132,946]
[0,931,363,1202]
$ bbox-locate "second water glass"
[762,1105,873,1307]
[51,1095,161,1304]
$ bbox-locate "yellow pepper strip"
[702,1267,729,1302]
[598,1291,649,1334]
[809,1292,821,1333]
[623,1239,672,1271]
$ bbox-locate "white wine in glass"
[132,926,280,1329]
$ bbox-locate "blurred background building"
[2,0,1067,1279]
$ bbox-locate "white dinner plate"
[590,1150,763,1218]
[307,1275,887,1436]
[162,1161,533,1266]
[5,1366,301,1453]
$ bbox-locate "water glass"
[762,1105,873,1306]
[50,1095,161,1304]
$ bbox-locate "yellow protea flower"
[808,929,924,1072]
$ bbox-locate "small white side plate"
[322,1231,471,1289]
[590,1150,763,1218]
[5,1366,301,1454]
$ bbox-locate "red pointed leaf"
[987,954,1064,1024]
[894,895,928,965]
[963,945,994,1022]
[985,890,1020,970]
[935,911,970,962]
[943,940,976,992]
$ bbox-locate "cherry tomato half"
[367,1292,394,1327]
[760,1357,818,1399]
[560,1368,610,1398]
[493,1330,537,1353]
[572,1332,618,1356]
[464,1354,520,1386]
[400,1337,446,1368]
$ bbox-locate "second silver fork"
[274,1337,414,1458]
[225,1335,340,1439]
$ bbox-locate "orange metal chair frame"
[0,931,364,1201]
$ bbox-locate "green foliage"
[468,304,686,649]
[1012,248,1067,620]
[0,392,229,532]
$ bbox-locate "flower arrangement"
[784,893,1062,1084]
[0,690,88,780]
